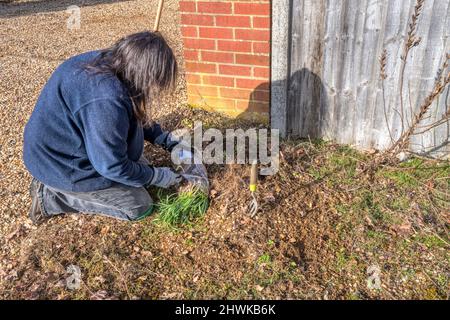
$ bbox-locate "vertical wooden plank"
[287,0,304,136]
[271,0,291,138]
[287,0,326,138]
[336,0,360,145]
[356,0,386,148]
[321,0,341,139]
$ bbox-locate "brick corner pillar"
[179,0,271,120]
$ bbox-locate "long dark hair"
[84,31,178,124]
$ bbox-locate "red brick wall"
[179,0,270,118]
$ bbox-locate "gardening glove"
[173,148,209,194]
[154,131,182,152]
[147,167,182,189]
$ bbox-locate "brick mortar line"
[180,23,270,32]
[188,87,269,95]
[194,47,271,51]
[187,89,269,95]
[186,73,269,81]
[180,14,270,17]
[184,62,270,68]
[184,56,270,61]
[182,25,270,30]
[188,84,270,92]
[181,37,270,41]
[186,39,270,44]
[188,94,270,105]
[184,52,270,56]
[182,45,270,54]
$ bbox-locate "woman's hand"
[148,167,182,189]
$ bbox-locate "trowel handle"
[250,162,258,192]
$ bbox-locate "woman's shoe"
[28,179,49,225]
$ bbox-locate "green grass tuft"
[415,234,448,249]
[153,188,209,229]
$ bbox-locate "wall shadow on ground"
[0,0,133,18]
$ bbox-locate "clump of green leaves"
[257,253,271,265]
[154,188,209,228]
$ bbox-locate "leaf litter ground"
[0,0,448,299]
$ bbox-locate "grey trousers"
[36,157,153,221]
[37,181,153,221]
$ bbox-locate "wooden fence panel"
[274,0,450,157]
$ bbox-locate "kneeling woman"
[23,31,182,223]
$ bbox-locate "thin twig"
[103,255,132,299]
[380,50,395,144]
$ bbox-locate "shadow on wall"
[188,84,271,125]
[233,83,271,124]
[0,0,133,18]
[285,68,328,138]
[238,68,328,135]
